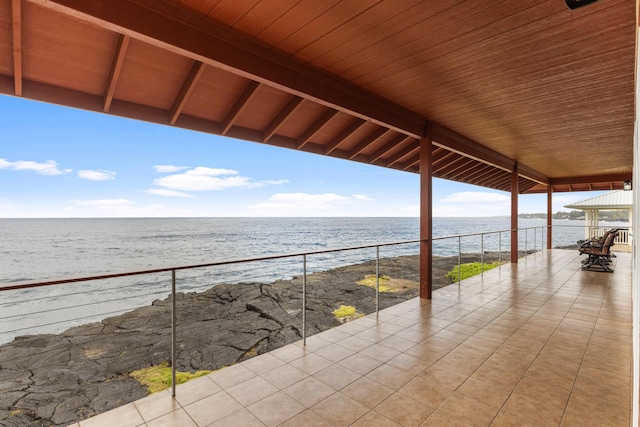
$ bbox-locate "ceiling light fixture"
[565,0,600,10]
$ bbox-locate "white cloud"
[145,189,194,198]
[0,158,71,175]
[353,194,375,202]
[78,169,117,181]
[63,199,194,217]
[71,199,133,207]
[440,192,509,204]
[154,165,189,173]
[434,191,510,217]
[249,192,374,216]
[153,167,286,192]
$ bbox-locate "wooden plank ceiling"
[0,0,635,194]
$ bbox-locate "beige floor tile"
[278,409,334,427]
[378,335,417,352]
[429,392,499,426]
[145,408,197,427]
[349,410,402,426]
[366,363,416,389]
[133,390,179,422]
[336,335,374,352]
[259,363,308,390]
[208,363,256,389]
[284,377,335,407]
[206,408,266,427]
[457,376,514,409]
[78,403,144,427]
[359,343,403,363]
[386,352,432,375]
[338,352,383,375]
[375,391,435,426]
[227,376,279,406]
[173,375,221,407]
[289,352,334,375]
[241,353,285,374]
[270,343,307,363]
[247,391,306,427]
[341,377,394,408]
[312,342,356,362]
[183,391,243,426]
[311,392,369,427]
[314,363,361,389]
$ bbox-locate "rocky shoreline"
[0,252,505,426]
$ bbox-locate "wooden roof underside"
[0,0,635,194]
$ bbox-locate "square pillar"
[419,137,433,299]
[511,163,519,263]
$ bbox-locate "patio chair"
[578,228,619,263]
[580,230,618,273]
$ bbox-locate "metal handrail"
[1,225,550,399]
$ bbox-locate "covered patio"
[0,0,637,425]
[72,250,632,426]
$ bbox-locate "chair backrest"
[601,231,618,254]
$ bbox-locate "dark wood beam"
[400,155,420,171]
[368,134,410,163]
[41,0,426,138]
[11,0,22,96]
[430,122,515,172]
[550,173,632,186]
[437,158,475,178]
[170,60,205,125]
[103,34,130,112]
[380,142,419,167]
[297,108,338,149]
[221,81,260,135]
[263,96,304,143]
[325,119,367,155]
[347,128,390,160]
[518,163,549,186]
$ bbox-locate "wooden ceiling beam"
[263,96,304,143]
[221,81,260,135]
[368,134,410,163]
[297,108,338,149]
[433,151,459,169]
[42,0,426,139]
[550,173,632,186]
[347,128,391,160]
[518,163,549,186]
[400,154,420,171]
[325,119,367,155]
[447,162,486,181]
[170,60,205,125]
[103,34,130,113]
[436,157,475,177]
[379,141,419,167]
[430,122,515,172]
[461,163,496,182]
[11,0,22,96]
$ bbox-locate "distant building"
[564,190,633,246]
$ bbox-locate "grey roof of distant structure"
[564,190,633,210]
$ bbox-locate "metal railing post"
[524,229,528,257]
[375,246,380,318]
[458,236,461,286]
[302,254,307,346]
[171,269,177,398]
[499,231,502,266]
[481,233,484,277]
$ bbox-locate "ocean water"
[0,217,602,343]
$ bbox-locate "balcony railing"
[0,224,569,425]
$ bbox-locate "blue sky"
[0,95,601,218]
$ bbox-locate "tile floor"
[69,249,633,426]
